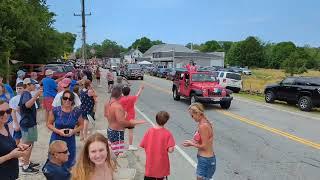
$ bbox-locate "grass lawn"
[242,68,320,93]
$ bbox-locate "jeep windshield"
[191,73,217,82]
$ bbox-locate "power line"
[74,0,91,64]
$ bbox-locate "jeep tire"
[265,90,275,103]
[173,88,180,101]
[298,96,312,111]
[233,88,241,93]
[190,93,196,105]
[220,100,231,109]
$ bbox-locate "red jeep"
[172,68,233,109]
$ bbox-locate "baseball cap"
[17,70,26,77]
[58,78,71,88]
[45,69,54,76]
[23,78,36,85]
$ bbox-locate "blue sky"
[47,0,320,49]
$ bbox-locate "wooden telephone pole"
[74,0,91,64]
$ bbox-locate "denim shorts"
[13,130,22,140]
[196,155,216,180]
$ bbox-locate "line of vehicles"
[147,65,320,112]
[20,62,320,112]
[149,66,244,93]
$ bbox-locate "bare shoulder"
[199,122,212,131]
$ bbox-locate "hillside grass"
[242,68,320,93]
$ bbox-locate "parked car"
[216,71,242,93]
[172,68,233,108]
[124,63,144,80]
[264,77,320,111]
[20,63,74,81]
[21,64,46,81]
[157,68,171,78]
[166,68,177,81]
[240,68,252,75]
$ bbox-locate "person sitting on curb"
[43,140,70,180]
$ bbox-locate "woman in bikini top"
[183,103,214,158]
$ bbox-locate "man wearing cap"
[52,78,81,108]
[16,70,26,85]
[18,78,42,173]
[42,69,58,122]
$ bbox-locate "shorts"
[13,130,22,140]
[43,97,54,111]
[21,126,38,143]
[196,155,216,180]
[144,176,167,180]
[96,77,100,80]
[108,81,114,85]
[107,128,125,156]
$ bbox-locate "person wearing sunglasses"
[47,90,84,169]
[0,100,31,179]
[52,78,81,108]
[18,78,42,173]
[42,140,70,180]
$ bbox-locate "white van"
[217,71,242,93]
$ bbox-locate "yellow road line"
[143,80,320,150]
[217,110,320,150]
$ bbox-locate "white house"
[122,49,143,63]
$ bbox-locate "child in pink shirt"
[140,111,175,180]
[118,85,144,150]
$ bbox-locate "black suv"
[264,77,320,111]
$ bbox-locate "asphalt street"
[124,74,320,180]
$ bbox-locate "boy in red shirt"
[140,111,175,180]
[118,85,144,150]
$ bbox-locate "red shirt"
[118,96,138,121]
[140,127,175,178]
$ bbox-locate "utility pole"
[74,0,91,64]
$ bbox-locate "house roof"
[143,44,193,57]
[122,49,142,56]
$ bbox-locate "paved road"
[124,74,320,180]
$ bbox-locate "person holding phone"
[47,90,84,169]
[0,100,30,179]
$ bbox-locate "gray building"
[143,44,224,68]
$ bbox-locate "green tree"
[226,36,264,67]
[129,37,164,53]
[199,40,222,52]
[282,49,308,76]
[267,42,296,69]
[219,41,233,54]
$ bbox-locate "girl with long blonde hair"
[71,133,115,180]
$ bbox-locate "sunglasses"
[56,149,69,154]
[62,96,74,101]
[0,108,12,117]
